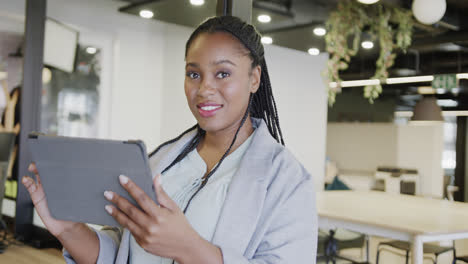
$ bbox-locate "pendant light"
[411,96,443,121]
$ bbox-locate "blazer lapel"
[212,119,276,254]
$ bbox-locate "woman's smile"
[197,102,224,118]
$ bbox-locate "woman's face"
[185,32,261,133]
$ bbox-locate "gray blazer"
[64,118,318,264]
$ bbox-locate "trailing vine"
[325,0,414,105]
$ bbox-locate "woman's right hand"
[22,163,79,238]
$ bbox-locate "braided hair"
[152,16,284,215]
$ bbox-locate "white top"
[129,131,255,264]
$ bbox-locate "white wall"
[396,123,444,198]
[160,24,196,143]
[327,122,445,198]
[266,46,328,191]
[327,123,398,172]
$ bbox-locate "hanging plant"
[325,0,414,105]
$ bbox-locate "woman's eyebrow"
[185,59,236,69]
[186,62,199,69]
[212,59,236,66]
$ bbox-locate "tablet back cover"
[28,134,156,227]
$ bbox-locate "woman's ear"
[250,65,261,93]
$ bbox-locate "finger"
[105,205,145,238]
[22,176,37,194]
[104,189,152,226]
[153,174,178,211]
[21,175,57,227]
[21,176,46,206]
[118,175,162,217]
[28,163,39,175]
[28,163,44,188]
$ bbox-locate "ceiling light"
[308,48,320,56]
[190,0,205,6]
[412,0,446,25]
[437,99,458,107]
[357,0,380,4]
[261,36,273,45]
[329,73,468,88]
[386,75,434,84]
[257,14,271,23]
[86,47,97,54]
[417,86,436,95]
[442,111,468,117]
[341,79,380,87]
[361,40,374,49]
[396,110,468,117]
[412,97,443,122]
[313,27,327,36]
[456,73,468,79]
[139,10,154,19]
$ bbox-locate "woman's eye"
[216,71,230,79]
[186,72,200,79]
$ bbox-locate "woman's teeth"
[201,106,221,111]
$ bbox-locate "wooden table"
[317,191,468,264]
[0,244,64,264]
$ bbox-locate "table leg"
[412,236,423,264]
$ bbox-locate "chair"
[456,256,468,263]
[376,240,455,264]
[317,229,369,264]
[317,176,369,264]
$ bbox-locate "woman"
[22,16,317,263]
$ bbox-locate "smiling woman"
[22,16,317,264]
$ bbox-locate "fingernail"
[104,191,113,200]
[28,164,34,171]
[105,205,113,214]
[22,177,29,184]
[119,175,129,185]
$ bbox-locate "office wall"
[396,123,444,198]
[266,46,328,191]
[327,123,398,172]
[159,24,196,143]
[327,122,444,198]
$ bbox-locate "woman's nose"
[198,77,216,96]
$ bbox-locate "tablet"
[28,132,157,227]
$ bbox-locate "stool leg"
[376,246,381,264]
[405,250,409,264]
[365,236,370,262]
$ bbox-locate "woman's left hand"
[104,174,203,262]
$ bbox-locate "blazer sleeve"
[219,174,318,264]
[63,226,123,264]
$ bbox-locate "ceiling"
[117,0,468,113]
